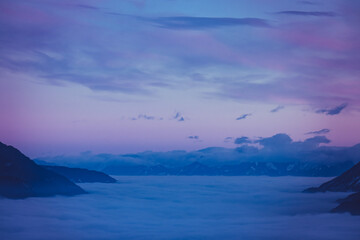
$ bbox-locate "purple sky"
[1,0,360,157]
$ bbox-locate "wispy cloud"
[306,128,330,135]
[41,73,152,94]
[316,103,348,115]
[1,0,359,109]
[188,136,199,140]
[131,114,162,120]
[173,112,185,122]
[145,16,270,30]
[276,11,336,17]
[74,4,100,10]
[236,114,251,120]
[270,106,284,113]
[234,136,251,145]
[298,1,317,5]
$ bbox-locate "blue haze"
[0,176,359,239]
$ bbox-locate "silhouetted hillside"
[331,192,360,215]
[0,142,86,199]
[304,161,360,192]
[42,165,116,183]
[304,161,360,215]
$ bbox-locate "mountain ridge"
[304,161,360,215]
[74,161,353,177]
[42,165,117,183]
[304,162,360,192]
[0,142,86,199]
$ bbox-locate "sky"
[0,0,360,157]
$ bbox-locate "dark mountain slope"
[304,161,360,193]
[331,192,360,215]
[0,142,86,199]
[42,165,116,183]
[303,160,360,215]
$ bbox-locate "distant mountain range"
[0,142,86,199]
[2,140,360,215]
[36,143,360,177]
[91,161,354,177]
[305,161,360,215]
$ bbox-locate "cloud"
[37,133,359,171]
[255,133,292,149]
[205,2,360,107]
[1,0,360,112]
[173,112,186,122]
[188,136,199,140]
[131,114,161,120]
[224,137,233,143]
[139,114,155,120]
[145,16,270,30]
[298,1,317,5]
[247,132,325,154]
[303,135,331,148]
[236,114,251,120]
[75,4,100,10]
[255,133,332,152]
[306,129,330,135]
[40,71,153,94]
[0,176,358,240]
[316,103,348,115]
[234,137,251,145]
[276,11,336,17]
[270,106,284,113]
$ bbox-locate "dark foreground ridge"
[42,165,116,183]
[0,142,86,199]
[331,192,360,215]
[304,161,360,215]
[304,161,360,193]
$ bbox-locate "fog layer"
[0,176,359,240]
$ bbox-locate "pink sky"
[0,0,359,157]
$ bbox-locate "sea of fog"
[0,176,360,240]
